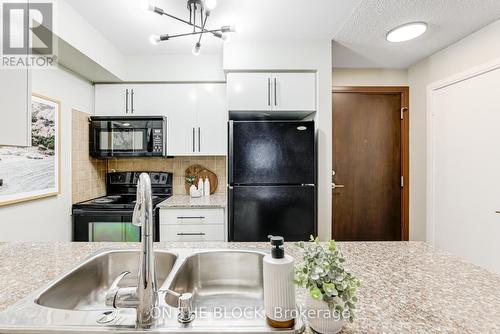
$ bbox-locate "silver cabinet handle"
[125,89,129,114]
[274,78,277,106]
[177,216,205,219]
[267,78,271,106]
[130,89,134,114]
[177,233,205,236]
[198,127,201,152]
[192,128,195,152]
[332,183,345,189]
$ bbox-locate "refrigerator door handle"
[228,121,234,184]
[301,184,315,187]
[228,185,234,241]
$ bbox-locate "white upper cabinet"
[126,85,166,116]
[195,84,228,155]
[0,68,31,147]
[165,85,198,156]
[94,84,130,116]
[227,73,273,111]
[227,72,316,112]
[94,83,228,156]
[272,73,316,111]
[95,84,166,116]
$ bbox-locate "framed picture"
[0,94,61,206]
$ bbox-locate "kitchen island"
[0,241,499,333]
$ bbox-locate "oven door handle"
[72,209,136,216]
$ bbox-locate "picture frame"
[0,93,61,206]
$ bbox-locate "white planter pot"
[305,293,346,334]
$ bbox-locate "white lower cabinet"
[160,208,225,241]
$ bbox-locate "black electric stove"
[72,172,172,242]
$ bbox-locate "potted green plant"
[295,237,360,334]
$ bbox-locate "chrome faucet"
[105,173,157,327]
[105,173,194,327]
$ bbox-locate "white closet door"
[432,66,500,274]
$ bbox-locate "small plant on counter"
[294,236,360,324]
[185,175,196,186]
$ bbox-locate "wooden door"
[332,87,409,241]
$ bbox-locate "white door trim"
[426,57,500,244]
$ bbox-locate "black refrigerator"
[228,120,317,242]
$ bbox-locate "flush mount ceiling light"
[142,0,236,55]
[386,22,428,43]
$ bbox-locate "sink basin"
[166,250,264,310]
[0,248,304,333]
[36,249,177,311]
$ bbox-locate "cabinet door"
[273,73,316,111]
[127,84,165,116]
[227,73,272,111]
[164,85,197,156]
[94,84,129,116]
[196,84,228,155]
[0,68,30,146]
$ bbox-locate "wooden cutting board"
[184,164,218,194]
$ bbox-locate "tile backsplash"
[72,110,106,204]
[106,156,227,195]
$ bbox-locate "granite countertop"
[158,194,226,208]
[0,242,499,333]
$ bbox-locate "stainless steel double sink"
[0,249,304,333]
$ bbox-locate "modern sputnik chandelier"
[142,0,236,55]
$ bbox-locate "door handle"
[125,89,129,114]
[332,183,345,189]
[274,78,277,106]
[192,128,195,152]
[130,89,134,114]
[177,233,206,236]
[198,127,201,152]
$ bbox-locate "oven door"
[72,209,160,242]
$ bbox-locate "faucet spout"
[134,173,157,326]
[105,173,158,327]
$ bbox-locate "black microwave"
[89,116,167,158]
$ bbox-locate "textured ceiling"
[333,0,500,68]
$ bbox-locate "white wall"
[0,66,93,241]
[408,19,500,241]
[332,68,408,86]
[57,0,126,79]
[223,40,333,240]
[124,54,225,82]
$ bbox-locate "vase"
[305,293,346,334]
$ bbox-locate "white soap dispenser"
[263,235,296,329]
[204,177,211,197]
[197,177,204,196]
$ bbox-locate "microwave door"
[97,128,148,156]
